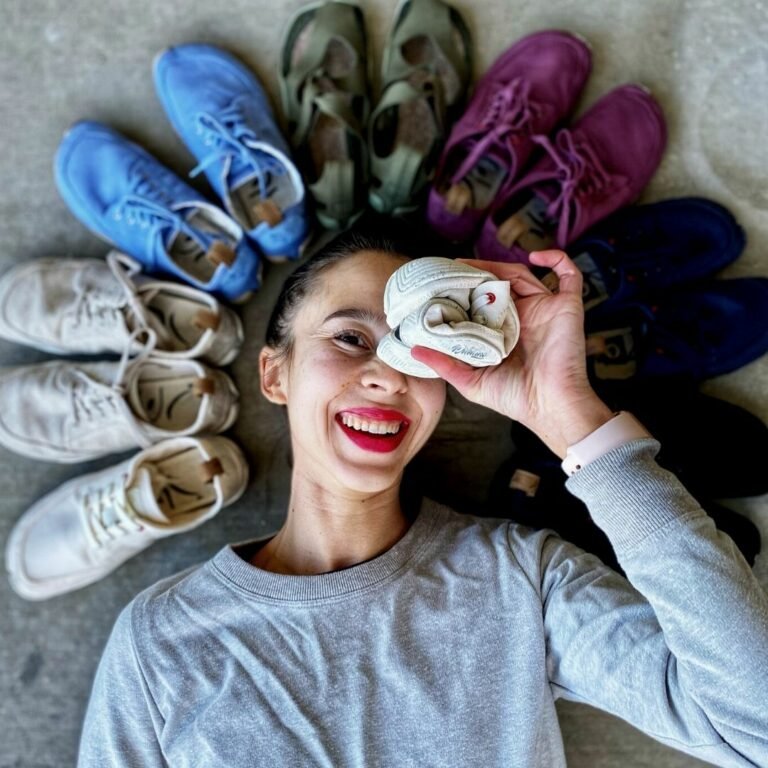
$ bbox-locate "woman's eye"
[334,331,369,349]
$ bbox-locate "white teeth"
[340,414,403,435]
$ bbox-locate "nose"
[361,354,409,394]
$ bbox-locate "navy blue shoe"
[566,197,745,315]
[595,379,768,499]
[584,278,768,381]
[154,44,309,262]
[54,121,262,303]
[486,420,762,573]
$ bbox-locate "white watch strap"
[561,411,651,476]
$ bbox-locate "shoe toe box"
[581,85,667,186]
[55,123,142,229]
[155,44,270,125]
[0,259,79,348]
[6,482,96,599]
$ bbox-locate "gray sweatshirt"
[78,439,768,767]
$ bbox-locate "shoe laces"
[112,160,205,245]
[70,252,144,329]
[190,100,285,200]
[69,252,172,348]
[453,78,539,183]
[532,129,620,245]
[69,327,158,447]
[81,476,144,550]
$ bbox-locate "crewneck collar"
[209,499,445,604]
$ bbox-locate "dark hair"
[264,228,405,358]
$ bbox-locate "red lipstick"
[336,408,411,453]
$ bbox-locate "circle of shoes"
[3,0,767,600]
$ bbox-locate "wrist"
[561,411,652,475]
[530,397,615,459]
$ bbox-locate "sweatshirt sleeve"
[535,438,768,767]
[77,602,167,767]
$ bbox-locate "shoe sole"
[569,31,593,51]
[210,308,245,367]
[260,227,315,264]
[219,371,241,433]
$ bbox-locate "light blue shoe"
[154,43,310,262]
[54,121,262,303]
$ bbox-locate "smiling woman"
[77,229,768,768]
[251,238,447,572]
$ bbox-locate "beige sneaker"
[0,343,240,463]
[0,250,244,366]
[5,436,248,600]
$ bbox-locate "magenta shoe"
[476,84,667,264]
[426,30,592,243]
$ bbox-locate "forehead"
[302,250,407,323]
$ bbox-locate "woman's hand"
[411,250,614,458]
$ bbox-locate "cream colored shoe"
[0,345,239,463]
[0,251,244,366]
[5,436,248,600]
[377,256,520,376]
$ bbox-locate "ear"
[259,346,288,405]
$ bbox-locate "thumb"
[411,346,483,394]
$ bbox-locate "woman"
[78,231,768,767]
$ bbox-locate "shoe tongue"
[571,243,620,311]
[229,147,282,193]
[126,373,150,422]
[462,141,508,172]
[126,466,171,525]
[124,289,174,350]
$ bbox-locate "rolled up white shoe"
[377,257,520,377]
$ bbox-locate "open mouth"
[335,408,411,453]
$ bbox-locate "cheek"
[414,380,447,426]
[289,351,361,407]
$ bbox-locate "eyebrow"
[322,308,387,325]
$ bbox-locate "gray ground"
[1,0,767,766]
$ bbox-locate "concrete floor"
[1,0,767,765]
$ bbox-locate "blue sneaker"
[153,43,309,262]
[584,278,768,381]
[566,197,745,315]
[54,121,262,303]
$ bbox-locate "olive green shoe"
[369,0,472,215]
[279,1,370,230]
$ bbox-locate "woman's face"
[263,250,447,496]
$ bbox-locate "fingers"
[528,250,583,297]
[456,258,553,298]
[410,346,482,392]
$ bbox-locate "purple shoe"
[427,30,592,243]
[476,84,667,264]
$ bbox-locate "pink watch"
[561,411,651,476]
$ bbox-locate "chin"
[334,462,405,496]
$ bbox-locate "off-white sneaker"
[377,256,520,377]
[0,250,244,366]
[0,340,240,463]
[5,436,249,600]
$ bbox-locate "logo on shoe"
[451,343,488,360]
